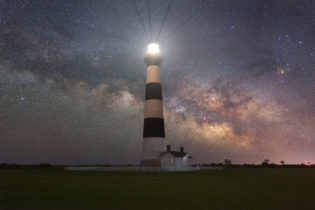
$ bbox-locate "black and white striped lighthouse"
[141,43,165,167]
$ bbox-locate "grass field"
[1,168,315,210]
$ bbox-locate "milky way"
[1,0,315,164]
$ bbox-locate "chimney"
[180,146,184,153]
[167,145,171,152]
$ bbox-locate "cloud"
[0,67,143,164]
[159,77,289,163]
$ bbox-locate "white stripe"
[144,99,164,118]
[146,65,161,84]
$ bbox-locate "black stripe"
[143,118,165,138]
[145,83,162,100]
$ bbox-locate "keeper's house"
[160,145,192,171]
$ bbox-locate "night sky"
[1,0,315,165]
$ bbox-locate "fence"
[64,166,161,172]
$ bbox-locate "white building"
[160,145,193,171]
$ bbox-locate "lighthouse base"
[141,137,164,167]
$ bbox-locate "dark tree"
[280,160,285,165]
[262,159,270,166]
[224,159,232,165]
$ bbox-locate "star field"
[0,0,315,164]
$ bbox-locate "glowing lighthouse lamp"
[147,43,160,55]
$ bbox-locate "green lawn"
[0,168,314,209]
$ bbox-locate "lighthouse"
[141,43,165,167]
